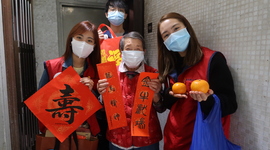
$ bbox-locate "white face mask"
[121,50,144,68]
[71,38,94,58]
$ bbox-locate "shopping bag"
[190,94,241,150]
[98,24,122,66]
[35,134,98,150]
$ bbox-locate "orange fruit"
[172,82,186,94]
[190,79,209,93]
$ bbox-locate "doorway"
[57,1,109,55]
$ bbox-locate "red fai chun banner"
[97,61,127,130]
[24,66,102,142]
[131,72,159,137]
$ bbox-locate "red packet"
[97,61,127,130]
[131,72,158,137]
[24,66,102,142]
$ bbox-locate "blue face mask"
[107,11,125,26]
[164,28,190,52]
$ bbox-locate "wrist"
[153,93,163,106]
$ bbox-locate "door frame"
[2,0,21,149]
[56,0,106,56]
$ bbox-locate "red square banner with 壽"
[24,66,102,142]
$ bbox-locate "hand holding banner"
[24,66,102,142]
[131,72,159,137]
[97,61,127,130]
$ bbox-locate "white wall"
[0,1,12,150]
[145,0,270,150]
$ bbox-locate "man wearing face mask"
[97,32,163,150]
[98,0,128,39]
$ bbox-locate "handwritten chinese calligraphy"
[141,76,151,87]
[135,104,147,116]
[97,61,127,130]
[139,91,149,102]
[108,85,116,93]
[110,99,118,107]
[113,113,120,120]
[45,84,83,124]
[135,118,146,129]
[105,72,113,79]
[131,72,158,137]
[24,66,102,142]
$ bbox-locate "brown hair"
[157,12,202,83]
[62,20,101,71]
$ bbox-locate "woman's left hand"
[189,89,214,102]
[80,77,94,91]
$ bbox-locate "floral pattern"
[101,49,122,66]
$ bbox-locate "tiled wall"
[144,0,270,150]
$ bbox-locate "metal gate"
[13,0,39,149]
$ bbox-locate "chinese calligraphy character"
[141,76,151,87]
[135,118,146,129]
[113,113,120,120]
[110,99,118,107]
[139,91,149,102]
[105,72,113,79]
[45,84,83,124]
[108,85,116,93]
[135,104,147,116]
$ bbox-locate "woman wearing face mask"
[156,12,238,150]
[97,32,163,150]
[38,20,101,137]
[98,0,128,39]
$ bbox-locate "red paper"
[97,61,127,130]
[24,66,102,142]
[131,72,158,137]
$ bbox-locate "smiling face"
[159,18,186,41]
[159,18,188,56]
